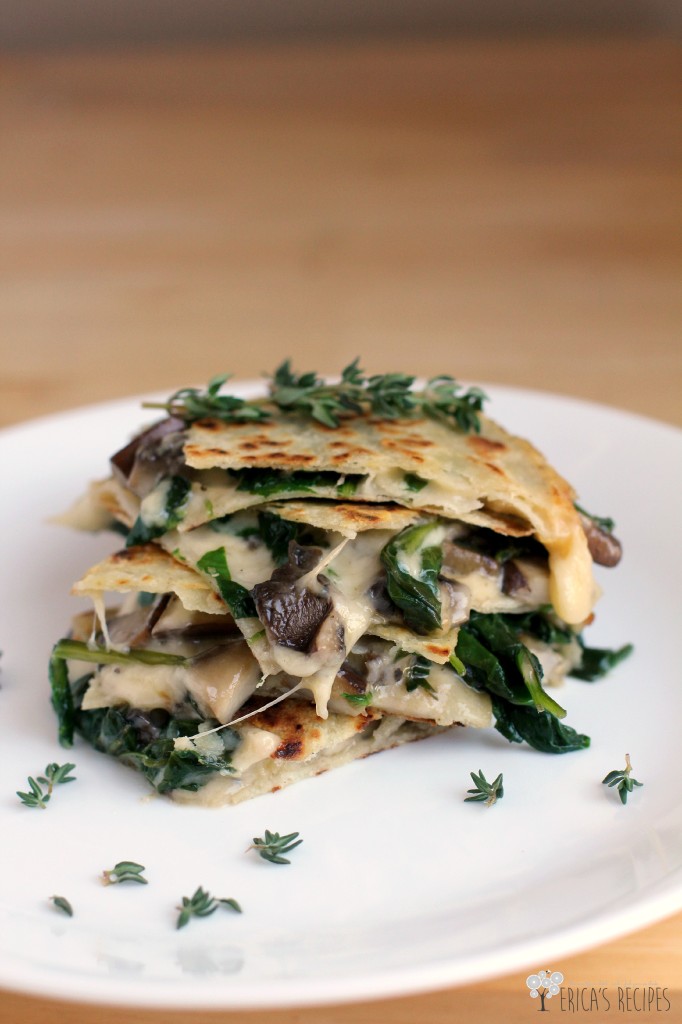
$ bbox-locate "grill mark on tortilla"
[181,404,595,622]
[469,436,507,453]
[246,699,379,762]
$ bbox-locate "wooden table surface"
[0,36,680,1024]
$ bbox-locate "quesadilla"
[51,363,631,803]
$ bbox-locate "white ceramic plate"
[0,386,680,1010]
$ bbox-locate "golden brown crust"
[264,499,422,537]
[246,699,380,761]
[72,544,228,615]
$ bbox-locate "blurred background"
[0,3,679,426]
[1,1,682,48]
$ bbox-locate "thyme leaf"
[145,361,487,434]
[602,754,643,805]
[176,886,242,929]
[250,829,303,865]
[464,769,504,807]
[143,374,269,424]
[101,861,148,885]
[50,895,74,917]
[16,762,76,809]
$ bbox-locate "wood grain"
[0,38,680,428]
[0,37,680,1024]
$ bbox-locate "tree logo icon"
[526,971,564,1011]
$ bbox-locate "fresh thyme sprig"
[602,754,643,805]
[143,373,270,424]
[16,762,76,809]
[50,895,74,917]
[270,361,487,431]
[464,770,504,807]
[176,886,242,929]
[101,861,148,885]
[144,361,487,433]
[422,376,488,433]
[269,359,366,427]
[250,830,303,865]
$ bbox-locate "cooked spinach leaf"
[49,652,76,748]
[343,691,373,707]
[500,608,574,646]
[76,705,239,793]
[337,475,364,497]
[491,697,590,753]
[196,547,257,618]
[456,612,566,718]
[231,468,344,498]
[380,523,443,634]
[571,641,634,681]
[49,640,188,748]
[126,476,191,546]
[403,654,436,696]
[257,511,302,564]
[491,611,632,683]
[403,472,428,492]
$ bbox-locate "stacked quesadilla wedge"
[51,364,631,804]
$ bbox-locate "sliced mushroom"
[442,541,498,579]
[152,595,236,638]
[438,580,471,630]
[107,594,170,647]
[579,514,623,568]
[336,659,368,693]
[111,416,186,498]
[501,560,529,596]
[252,579,332,652]
[184,640,262,723]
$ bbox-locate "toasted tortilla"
[263,499,423,537]
[182,411,593,624]
[72,544,227,615]
[171,705,442,806]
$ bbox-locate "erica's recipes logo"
[523,969,672,1014]
[526,970,564,1010]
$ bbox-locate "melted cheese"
[82,662,187,711]
[297,531,390,716]
[229,726,281,772]
[162,519,277,590]
[369,663,491,728]
[81,640,262,723]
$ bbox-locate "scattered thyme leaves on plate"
[176,886,242,929]
[464,770,504,807]
[101,861,148,885]
[250,830,303,865]
[602,754,643,805]
[16,762,76,809]
[50,896,74,917]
